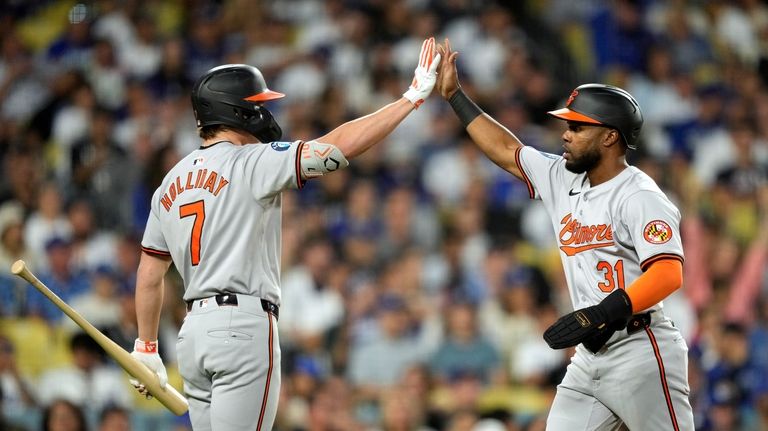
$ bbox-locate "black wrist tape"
[449,89,483,127]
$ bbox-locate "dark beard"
[565,146,601,173]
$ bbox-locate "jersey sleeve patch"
[271,141,292,151]
[643,220,673,244]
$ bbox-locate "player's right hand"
[543,289,633,349]
[130,339,168,398]
[403,37,441,109]
[435,38,460,100]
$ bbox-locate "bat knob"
[11,260,26,275]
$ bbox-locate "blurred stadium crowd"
[0,0,767,430]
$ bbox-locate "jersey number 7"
[180,200,206,266]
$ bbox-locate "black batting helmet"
[547,83,643,150]
[191,64,285,142]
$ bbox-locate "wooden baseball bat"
[11,260,188,415]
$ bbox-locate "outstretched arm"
[317,37,441,159]
[436,39,526,180]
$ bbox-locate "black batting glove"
[543,289,633,350]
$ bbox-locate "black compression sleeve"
[448,89,483,127]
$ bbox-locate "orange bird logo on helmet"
[566,90,579,107]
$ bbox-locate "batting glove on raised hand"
[129,339,168,398]
[403,37,441,108]
[543,289,633,350]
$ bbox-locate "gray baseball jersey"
[141,139,304,431]
[141,140,304,305]
[516,146,694,430]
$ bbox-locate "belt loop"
[626,312,652,335]
[261,299,279,320]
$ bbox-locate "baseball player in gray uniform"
[128,38,440,430]
[436,40,694,430]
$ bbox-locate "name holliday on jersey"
[159,169,230,211]
[558,213,615,256]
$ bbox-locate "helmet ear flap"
[244,105,282,142]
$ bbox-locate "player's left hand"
[544,289,633,349]
[403,37,441,109]
[435,38,460,100]
[129,339,168,399]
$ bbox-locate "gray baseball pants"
[546,313,694,430]
[176,294,280,431]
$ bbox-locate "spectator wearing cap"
[23,182,72,272]
[277,356,324,429]
[27,236,90,322]
[183,4,226,84]
[706,381,746,431]
[347,294,430,399]
[479,266,539,374]
[328,179,381,246]
[429,300,500,384]
[713,122,768,204]
[429,369,486,429]
[664,84,727,161]
[589,0,654,73]
[62,265,122,333]
[704,322,767,420]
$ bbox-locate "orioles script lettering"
[558,213,615,256]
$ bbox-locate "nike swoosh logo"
[559,242,615,256]
[569,189,580,196]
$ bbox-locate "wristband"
[449,88,483,127]
[134,339,159,353]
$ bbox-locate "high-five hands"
[403,37,441,108]
[435,38,461,100]
[435,38,484,127]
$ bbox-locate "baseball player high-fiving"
[129,38,440,430]
[436,40,694,430]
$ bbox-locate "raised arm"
[316,37,441,159]
[435,39,526,180]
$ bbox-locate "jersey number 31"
[596,260,625,292]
